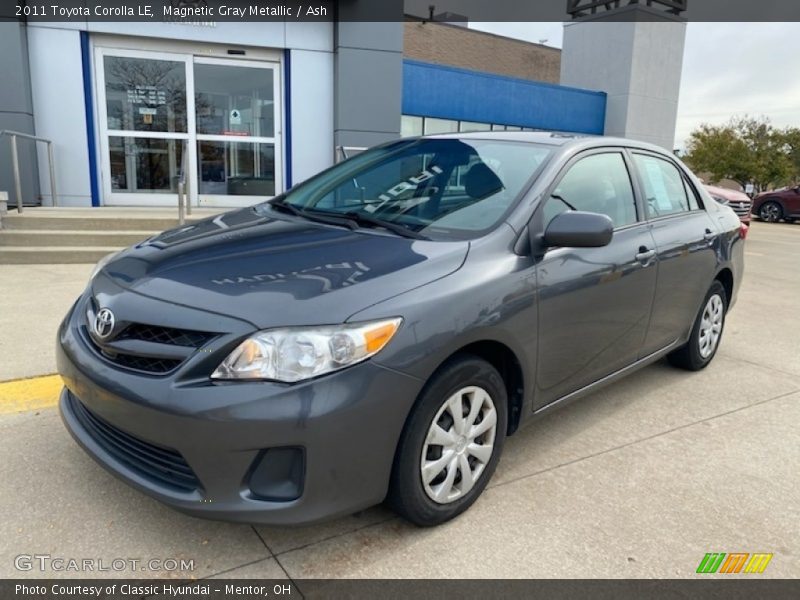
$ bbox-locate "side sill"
[531,339,681,419]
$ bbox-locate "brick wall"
[403,21,561,84]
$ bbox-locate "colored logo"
[696,552,773,574]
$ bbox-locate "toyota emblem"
[93,308,116,340]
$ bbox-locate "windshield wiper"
[269,200,358,230]
[270,201,427,240]
[341,211,428,240]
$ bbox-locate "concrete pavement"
[0,263,92,381]
[0,221,798,580]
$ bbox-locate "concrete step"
[0,230,158,247]
[0,207,229,263]
[0,246,124,264]
[2,214,191,232]
[1,207,223,232]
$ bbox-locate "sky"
[469,22,800,151]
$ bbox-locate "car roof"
[425,130,674,156]
[427,131,587,146]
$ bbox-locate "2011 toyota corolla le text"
[57,133,745,526]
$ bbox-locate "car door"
[785,187,800,218]
[533,149,658,409]
[629,151,721,356]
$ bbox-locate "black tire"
[667,280,727,371]
[387,354,508,527]
[759,200,783,223]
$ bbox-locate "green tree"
[779,126,800,182]
[684,116,793,194]
[684,123,748,187]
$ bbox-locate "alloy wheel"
[698,293,724,359]
[760,203,781,222]
[420,386,498,504]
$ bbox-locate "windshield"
[258,138,553,240]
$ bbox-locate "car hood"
[704,185,750,203]
[756,187,793,199]
[96,207,468,329]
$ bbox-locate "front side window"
[543,152,638,229]
[261,139,553,239]
[633,153,694,218]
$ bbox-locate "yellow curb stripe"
[0,374,62,415]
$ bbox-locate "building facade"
[403,21,561,84]
[0,16,615,210]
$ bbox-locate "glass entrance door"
[97,48,190,206]
[193,57,281,207]
[96,48,281,207]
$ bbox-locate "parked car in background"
[704,185,752,225]
[751,185,800,223]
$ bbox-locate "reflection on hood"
[100,208,469,329]
[210,260,372,294]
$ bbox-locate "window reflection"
[109,137,183,193]
[104,56,187,133]
[194,64,275,137]
[423,118,459,135]
[198,141,275,196]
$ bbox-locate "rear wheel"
[759,200,783,223]
[668,281,727,371]
[387,355,507,526]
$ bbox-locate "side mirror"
[543,211,614,248]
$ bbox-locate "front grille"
[116,324,214,348]
[82,299,217,374]
[731,202,752,217]
[69,393,201,493]
[105,352,183,374]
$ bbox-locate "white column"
[560,13,687,151]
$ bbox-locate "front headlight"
[89,250,121,282]
[211,318,402,383]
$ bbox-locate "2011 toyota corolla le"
[57,132,745,527]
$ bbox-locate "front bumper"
[57,295,423,526]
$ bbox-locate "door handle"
[635,247,656,265]
[703,229,716,243]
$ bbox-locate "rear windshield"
[258,138,553,240]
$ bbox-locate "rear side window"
[633,154,696,218]
[683,179,701,210]
[544,152,638,229]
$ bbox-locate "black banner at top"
[4,0,800,22]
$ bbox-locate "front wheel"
[759,200,783,223]
[668,281,727,371]
[387,355,507,527]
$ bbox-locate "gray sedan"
[57,132,745,527]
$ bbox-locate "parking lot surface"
[1,222,798,579]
